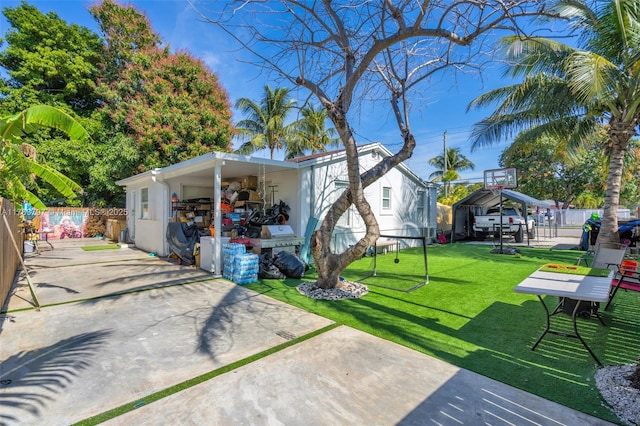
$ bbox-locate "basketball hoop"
[489,185,504,196]
[484,168,517,191]
[482,170,516,255]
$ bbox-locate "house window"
[140,187,149,219]
[417,190,425,222]
[335,181,352,227]
[382,187,391,210]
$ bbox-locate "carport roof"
[453,189,553,209]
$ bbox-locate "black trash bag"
[273,251,305,279]
[258,253,286,279]
[166,222,199,265]
[243,225,262,239]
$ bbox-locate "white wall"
[263,169,303,236]
[306,151,435,252]
[124,179,169,255]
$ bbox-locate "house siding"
[117,143,437,261]
[303,149,436,252]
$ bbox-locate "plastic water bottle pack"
[222,244,258,284]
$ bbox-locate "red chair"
[605,259,640,310]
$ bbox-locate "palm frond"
[499,36,575,78]
[565,51,618,104]
[28,161,82,198]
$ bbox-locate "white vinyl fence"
[556,209,631,226]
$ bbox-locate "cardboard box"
[242,176,258,189]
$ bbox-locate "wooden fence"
[1,199,22,311]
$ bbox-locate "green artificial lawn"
[244,243,640,424]
[81,244,120,251]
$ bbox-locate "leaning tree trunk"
[310,100,417,289]
[597,118,635,248]
[312,105,380,289]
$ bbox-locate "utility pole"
[443,130,448,197]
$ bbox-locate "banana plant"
[0,105,89,211]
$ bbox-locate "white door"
[130,190,136,241]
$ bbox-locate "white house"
[116,142,438,275]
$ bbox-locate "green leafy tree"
[469,0,640,247]
[0,2,117,205]
[89,0,161,84]
[102,48,234,169]
[234,86,297,159]
[91,0,234,171]
[499,133,601,211]
[438,182,482,206]
[0,2,102,114]
[574,191,603,209]
[286,104,340,159]
[0,105,87,210]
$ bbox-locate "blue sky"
[0,0,517,184]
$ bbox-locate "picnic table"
[514,264,612,366]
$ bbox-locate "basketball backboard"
[484,168,517,190]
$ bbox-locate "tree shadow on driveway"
[0,329,113,425]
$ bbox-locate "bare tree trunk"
[312,104,380,289]
[311,101,417,289]
[194,1,553,290]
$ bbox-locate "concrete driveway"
[0,239,614,425]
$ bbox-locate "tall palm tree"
[468,0,640,248]
[234,85,297,160]
[285,104,340,159]
[1,105,87,210]
[428,147,475,196]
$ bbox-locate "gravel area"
[596,364,640,425]
[296,280,368,300]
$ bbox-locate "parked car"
[473,206,536,243]
[580,217,640,250]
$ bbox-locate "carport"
[451,189,552,242]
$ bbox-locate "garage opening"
[451,189,552,243]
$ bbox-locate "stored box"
[242,176,258,189]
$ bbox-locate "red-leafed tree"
[91,0,234,171]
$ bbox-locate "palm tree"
[234,86,297,159]
[468,0,640,248]
[428,147,475,196]
[1,105,87,210]
[285,104,340,159]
